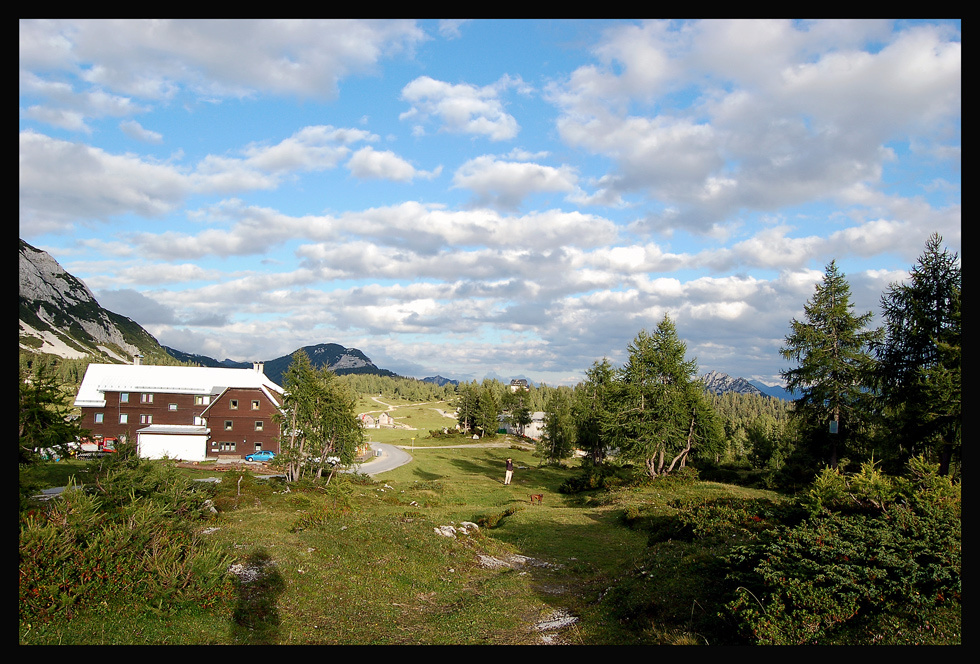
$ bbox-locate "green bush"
[19,462,233,624]
[474,505,523,529]
[723,457,961,644]
[559,465,628,494]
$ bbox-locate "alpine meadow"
[20,20,959,645]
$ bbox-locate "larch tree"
[873,233,961,475]
[613,315,716,478]
[779,260,881,470]
[275,350,363,483]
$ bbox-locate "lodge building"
[73,360,284,461]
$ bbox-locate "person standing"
[504,458,514,485]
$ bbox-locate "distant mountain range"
[19,239,793,400]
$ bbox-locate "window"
[251,400,260,410]
[95,413,104,424]
[224,420,233,431]
[254,421,264,431]
[195,395,210,406]
[120,393,129,403]
[230,399,238,410]
[141,393,154,404]
[168,403,178,411]
[119,413,128,424]
[219,441,236,452]
[140,414,153,424]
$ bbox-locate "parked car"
[245,450,276,462]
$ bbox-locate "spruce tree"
[779,260,881,470]
[542,388,576,465]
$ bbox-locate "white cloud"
[19,130,191,233]
[400,75,523,141]
[549,19,962,236]
[346,146,441,182]
[119,119,163,143]
[451,155,577,209]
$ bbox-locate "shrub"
[559,465,628,494]
[19,461,232,624]
[474,505,523,529]
[723,457,961,644]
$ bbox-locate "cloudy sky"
[19,19,960,386]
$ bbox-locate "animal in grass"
[529,494,543,505]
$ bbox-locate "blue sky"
[19,19,960,385]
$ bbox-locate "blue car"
[245,450,276,462]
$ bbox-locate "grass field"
[20,436,786,645]
[19,400,960,645]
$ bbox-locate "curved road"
[349,443,413,476]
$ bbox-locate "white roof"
[74,364,284,408]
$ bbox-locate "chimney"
[253,361,265,374]
[133,354,143,366]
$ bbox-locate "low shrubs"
[19,461,233,624]
[722,457,961,644]
[474,505,523,529]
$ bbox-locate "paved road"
[351,443,413,476]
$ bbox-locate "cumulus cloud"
[549,19,962,236]
[18,125,379,235]
[20,19,426,101]
[19,130,191,233]
[400,75,526,141]
[346,146,441,182]
[451,155,578,210]
[119,119,163,143]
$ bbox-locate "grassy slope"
[20,397,960,645]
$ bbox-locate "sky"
[19,19,961,386]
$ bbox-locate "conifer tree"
[874,233,961,474]
[779,260,881,470]
[542,388,576,464]
[613,315,717,478]
[276,350,363,483]
[574,358,617,465]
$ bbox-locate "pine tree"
[779,260,881,470]
[874,234,961,474]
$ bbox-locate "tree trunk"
[939,441,952,476]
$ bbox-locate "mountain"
[699,370,766,397]
[19,239,170,363]
[163,343,401,385]
[421,375,459,387]
[162,346,251,369]
[259,343,399,386]
[748,380,798,401]
[19,240,400,384]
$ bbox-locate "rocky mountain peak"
[699,370,765,396]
